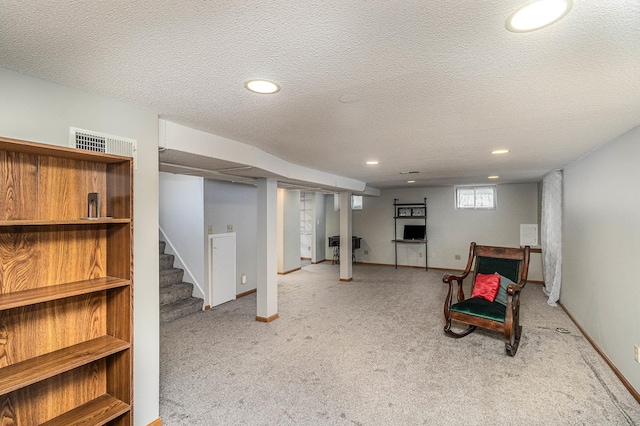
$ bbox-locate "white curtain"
[541,170,562,306]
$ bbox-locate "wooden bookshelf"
[0,137,133,425]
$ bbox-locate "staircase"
[159,241,204,322]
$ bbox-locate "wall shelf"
[0,277,130,311]
[0,336,130,396]
[393,198,428,270]
[41,394,131,426]
[0,218,130,226]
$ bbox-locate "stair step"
[160,282,194,306]
[160,268,184,286]
[159,241,166,254]
[159,253,175,270]
[160,297,204,322]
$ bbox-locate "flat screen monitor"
[403,225,425,240]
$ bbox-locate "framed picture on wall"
[411,207,425,217]
[398,207,411,217]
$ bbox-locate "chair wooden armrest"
[442,242,530,356]
[442,242,476,303]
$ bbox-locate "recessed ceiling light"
[506,0,573,33]
[407,180,416,184]
[491,149,510,155]
[244,79,281,94]
[366,161,379,165]
[488,175,500,179]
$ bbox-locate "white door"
[209,232,236,307]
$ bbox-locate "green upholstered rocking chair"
[442,242,530,356]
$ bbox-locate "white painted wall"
[325,194,340,260]
[158,172,205,300]
[160,120,373,193]
[348,184,543,280]
[278,189,302,273]
[204,180,257,295]
[562,125,640,394]
[0,68,160,425]
[312,192,326,263]
[300,192,313,259]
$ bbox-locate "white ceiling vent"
[69,127,138,169]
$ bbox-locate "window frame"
[454,185,497,210]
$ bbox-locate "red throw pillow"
[471,273,501,302]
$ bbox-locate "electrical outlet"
[227,224,233,232]
[419,252,423,258]
[635,345,639,363]
[208,225,213,234]
[364,250,369,255]
[455,254,461,260]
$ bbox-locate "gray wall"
[326,184,542,280]
[562,125,640,394]
[278,189,302,273]
[204,180,258,294]
[159,172,205,299]
[0,67,160,425]
[325,194,340,259]
[312,192,326,263]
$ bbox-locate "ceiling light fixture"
[488,176,500,179]
[244,79,281,94]
[407,180,416,184]
[491,149,510,155]
[506,0,573,33]
[366,161,379,165]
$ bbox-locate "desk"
[328,236,362,264]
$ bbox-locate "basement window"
[352,195,363,210]
[455,186,496,209]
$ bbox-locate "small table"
[328,236,362,265]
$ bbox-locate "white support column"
[339,191,353,282]
[256,178,279,322]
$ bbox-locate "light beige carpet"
[160,263,639,425]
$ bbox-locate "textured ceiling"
[1,1,639,188]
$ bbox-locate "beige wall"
[0,67,160,425]
[562,125,640,394]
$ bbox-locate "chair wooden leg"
[505,325,522,356]
[444,321,477,338]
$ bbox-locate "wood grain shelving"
[0,136,133,425]
[41,394,130,426]
[0,336,130,396]
[0,218,130,226]
[0,277,130,311]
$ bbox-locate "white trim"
[159,226,205,304]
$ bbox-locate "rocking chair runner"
[443,242,530,356]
